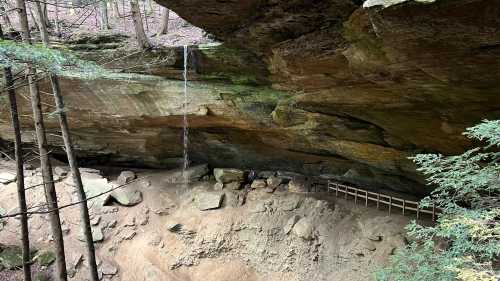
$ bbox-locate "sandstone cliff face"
[1,0,499,195]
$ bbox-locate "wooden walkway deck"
[327,181,438,221]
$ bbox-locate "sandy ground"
[0,160,422,281]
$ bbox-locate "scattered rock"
[78,227,104,243]
[251,179,267,189]
[196,192,225,211]
[54,166,68,177]
[0,172,16,184]
[225,181,242,190]
[105,220,117,229]
[36,250,56,266]
[110,189,142,206]
[284,215,301,234]
[90,216,101,226]
[257,171,275,179]
[100,260,118,276]
[117,171,136,185]
[293,218,315,240]
[288,177,310,193]
[213,182,224,190]
[120,229,136,240]
[267,176,283,188]
[214,168,245,183]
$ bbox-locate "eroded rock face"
[1,0,499,195]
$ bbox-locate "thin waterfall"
[182,45,189,185]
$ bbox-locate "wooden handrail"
[327,181,438,221]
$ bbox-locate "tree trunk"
[99,0,109,29]
[129,0,150,49]
[0,4,13,30]
[111,0,120,18]
[54,0,61,36]
[157,7,169,36]
[28,6,39,31]
[15,0,68,280]
[42,2,50,27]
[0,23,33,281]
[34,4,99,281]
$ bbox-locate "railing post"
[376,193,380,209]
[344,185,347,199]
[365,190,368,207]
[354,188,358,204]
[402,200,406,216]
[416,205,420,220]
[389,196,392,215]
[335,183,338,197]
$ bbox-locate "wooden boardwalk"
[327,181,438,221]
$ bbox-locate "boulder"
[213,182,224,190]
[117,170,136,185]
[266,176,283,188]
[292,218,315,240]
[214,168,245,183]
[0,172,16,184]
[54,166,69,177]
[196,191,225,211]
[79,227,104,242]
[288,177,310,193]
[110,189,143,206]
[225,181,242,190]
[100,260,118,276]
[257,171,275,178]
[250,179,267,189]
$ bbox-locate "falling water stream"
[182,45,189,185]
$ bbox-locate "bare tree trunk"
[157,7,169,36]
[0,3,13,30]
[142,0,148,32]
[54,0,61,36]
[34,3,99,281]
[16,0,68,280]
[99,0,109,29]
[28,6,39,31]
[42,2,50,27]
[129,0,150,49]
[1,23,33,281]
[145,0,153,14]
[111,0,120,18]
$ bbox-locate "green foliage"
[377,120,500,281]
[0,39,108,79]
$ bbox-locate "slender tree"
[34,4,99,281]
[0,2,12,30]
[129,0,150,49]
[157,7,169,36]
[1,24,32,281]
[100,0,110,29]
[53,0,61,37]
[111,0,120,18]
[15,0,68,280]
